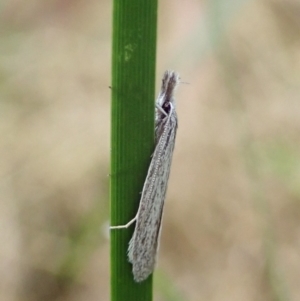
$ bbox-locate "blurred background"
[1,0,300,300]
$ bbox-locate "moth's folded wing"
[128,113,177,282]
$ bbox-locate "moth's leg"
[155,104,168,117]
[169,103,174,115]
[156,103,175,121]
[110,216,137,229]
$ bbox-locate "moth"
[111,70,180,282]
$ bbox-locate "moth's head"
[158,70,180,110]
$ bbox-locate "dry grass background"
[1,0,300,300]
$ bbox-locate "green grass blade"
[110,0,158,300]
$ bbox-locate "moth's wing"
[128,112,178,282]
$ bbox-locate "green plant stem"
[110,0,158,300]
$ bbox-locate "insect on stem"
[111,70,180,282]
